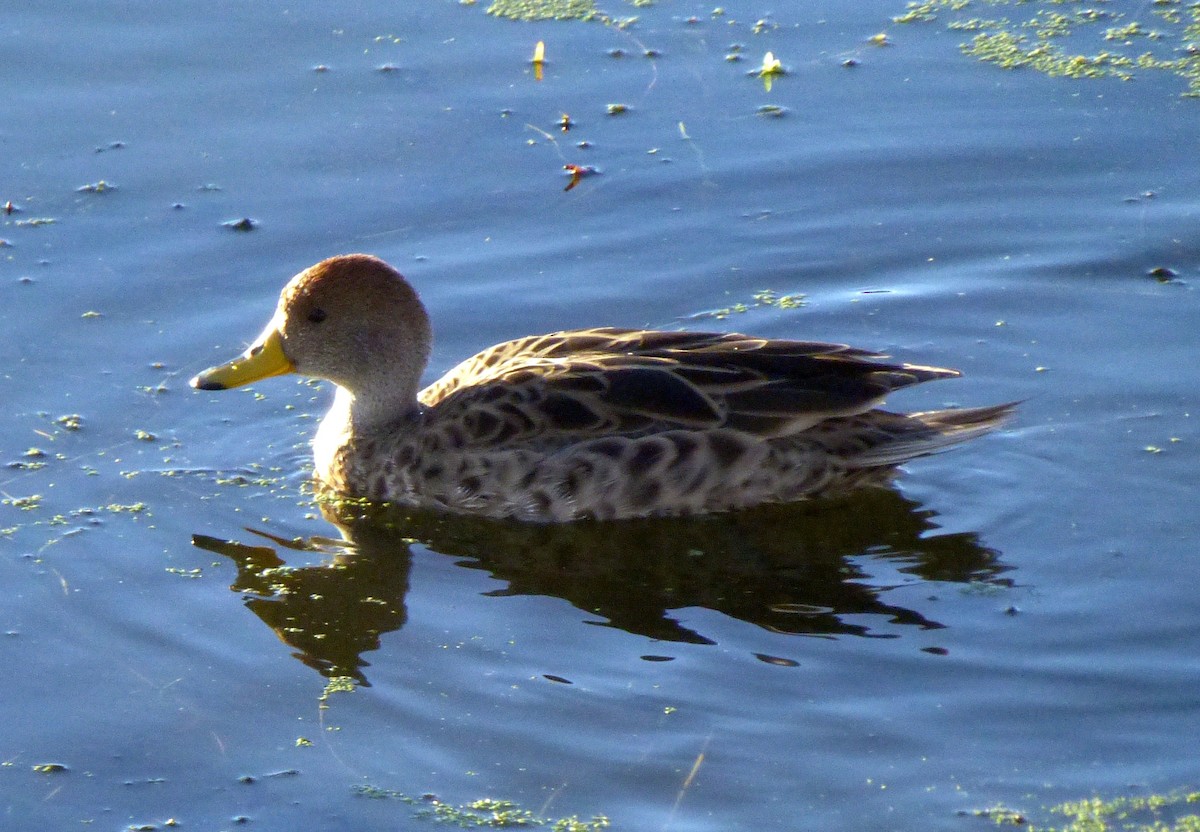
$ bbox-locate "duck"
[191,254,1014,522]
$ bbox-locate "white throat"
[312,383,422,469]
[312,386,355,478]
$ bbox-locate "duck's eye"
[307,308,327,324]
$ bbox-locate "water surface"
[2,2,1198,830]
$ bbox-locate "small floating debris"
[869,32,892,46]
[375,63,400,73]
[755,104,788,118]
[32,763,68,774]
[312,64,330,72]
[755,653,800,667]
[842,57,859,67]
[223,217,258,232]
[94,141,125,153]
[15,217,55,227]
[753,52,785,91]
[197,183,223,192]
[973,806,1026,825]
[1123,190,1157,203]
[77,180,115,193]
[1147,266,1179,283]
[264,769,300,779]
[56,413,84,431]
[532,40,545,79]
[607,47,626,58]
[563,163,598,192]
[605,102,629,115]
[81,310,103,319]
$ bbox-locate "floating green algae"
[353,786,610,830]
[483,0,644,27]
[894,0,1200,98]
[487,0,598,22]
[975,788,1200,831]
[689,288,807,321]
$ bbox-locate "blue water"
[2,2,1198,830]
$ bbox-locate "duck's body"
[192,254,1013,522]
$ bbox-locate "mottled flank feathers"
[192,254,1015,522]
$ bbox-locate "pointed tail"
[847,401,1018,469]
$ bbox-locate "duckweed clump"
[976,788,1200,831]
[690,288,807,321]
[353,786,610,830]
[319,675,356,706]
[487,0,598,21]
[484,0,641,29]
[894,0,1200,97]
[2,494,43,511]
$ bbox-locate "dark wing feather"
[419,327,959,447]
[600,366,722,425]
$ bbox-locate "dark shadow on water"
[193,488,1012,686]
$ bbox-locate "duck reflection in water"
[193,487,1011,687]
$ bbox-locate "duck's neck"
[313,385,422,479]
[328,384,423,434]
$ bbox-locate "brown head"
[191,254,433,415]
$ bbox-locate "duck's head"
[190,254,432,409]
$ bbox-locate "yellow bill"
[190,326,294,391]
